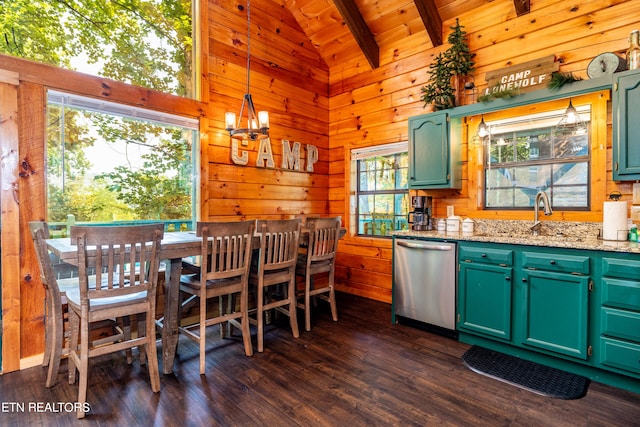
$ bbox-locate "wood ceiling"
[283,0,530,70]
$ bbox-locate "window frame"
[46,90,200,235]
[482,105,591,211]
[351,142,409,238]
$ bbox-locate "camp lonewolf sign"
[231,138,319,173]
[483,55,559,96]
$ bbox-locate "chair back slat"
[70,224,164,306]
[257,219,301,272]
[197,220,254,282]
[306,217,341,263]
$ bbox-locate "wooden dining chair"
[66,223,164,418]
[29,221,124,388]
[296,216,341,331]
[249,218,301,352]
[178,220,254,375]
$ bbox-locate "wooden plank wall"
[204,0,331,221]
[328,0,640,303]
[2,0,640,366]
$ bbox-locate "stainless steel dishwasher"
[393,237,457,331]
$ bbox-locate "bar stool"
[296,216,341,331]
[249,218,301,352]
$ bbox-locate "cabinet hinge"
[589,279,594,291]
[587,345,593,357]
[457,313,460,323]
[447,174,451,180]
[614,82,618,92]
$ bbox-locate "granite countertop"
[393,220,640,254]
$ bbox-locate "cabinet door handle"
[505,276,511,281]
[550,260,556,265]
[481,253,487,257]
[521,278,527,282]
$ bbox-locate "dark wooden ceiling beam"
[414,0,443,47]
[514,0,531,16]
[332,0,379,68]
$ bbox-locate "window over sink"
[482,105,591,210]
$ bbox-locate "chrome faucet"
[531,191,553,235]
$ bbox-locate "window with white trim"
[351,142,409,237]
[483,105,591,210]
[46,91,199,235]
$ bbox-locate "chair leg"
[328,273,338,322]
[45,301,64,388]
[146,303,161,392]
[76,314,90,419]
[120,316,133,364]
[257,282,264,352]
[288,278,300,339]
[42,294,52,369]
[138,314,147,366]
[240,288,253,357]
[68,310,79,385]
[304,275,312,332]
[199,290,206,375]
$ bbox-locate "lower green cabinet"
[456,240,640,394]
[458,262,513,340]
[520,269,590,359]
[457,242,591,362]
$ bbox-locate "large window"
[1,0,195,98]
[46,91,198,235]
[352,143,409,237]
[484,106,591,210]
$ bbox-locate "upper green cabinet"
[408,111,461,189]
[613,69,640,180]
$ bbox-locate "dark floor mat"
[462,346,590,400]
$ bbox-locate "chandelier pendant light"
[554,98,587,136]
[225,0,269,141]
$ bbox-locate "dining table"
[46,226,345,375]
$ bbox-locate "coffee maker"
[408,196,433,230]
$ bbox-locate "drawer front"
[600,337,640,375]
[601,277,640,311]
[602,257,640,281]
[521,251,589,274]
[459,246,513,266]
[601,307,640,342]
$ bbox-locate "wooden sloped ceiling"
[283,0,530,70]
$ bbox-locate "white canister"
[437,219,446,232]
[446,216,461,232]
[462,218,474,234]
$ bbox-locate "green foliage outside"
[0,0,193,96]
[2,0,196,224]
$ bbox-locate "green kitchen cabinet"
[439,238,640,394]
[458,244,591,361]
[408,111,461,189]
[520,269,590,359]
[598,256,640,376]
[458,244,514,340]
[613,69,640,180]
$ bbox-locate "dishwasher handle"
[396,241,453,251]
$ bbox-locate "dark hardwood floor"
[1,293,638,426]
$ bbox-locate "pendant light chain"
[246,0,251,97]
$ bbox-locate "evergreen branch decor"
[547,71,583,90]
[421,19,475,111]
